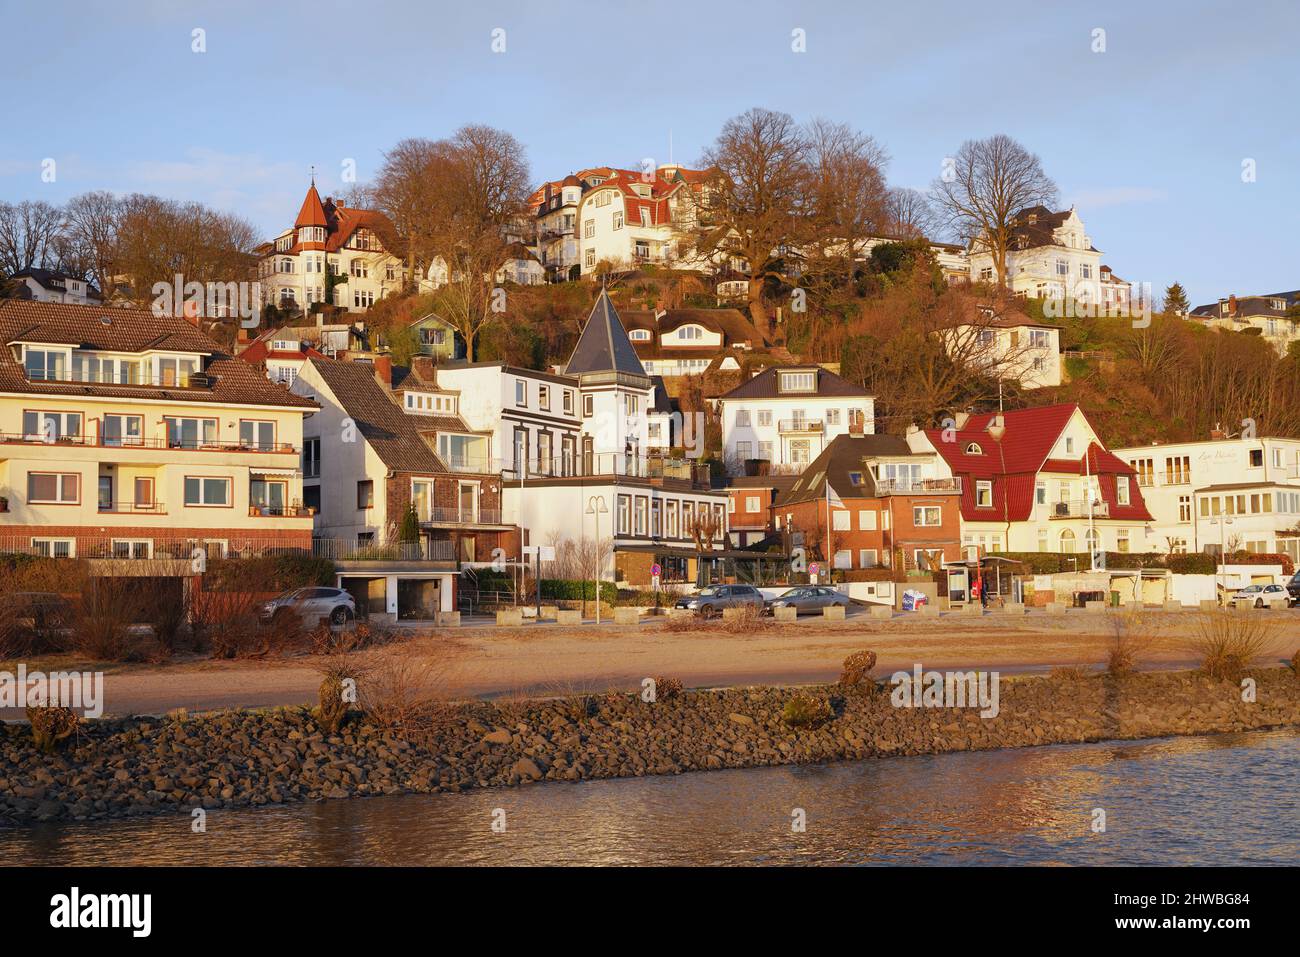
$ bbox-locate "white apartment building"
[718,365,875,474]
[8,268,102,305]
[1189,292,1300,357]
[969,206,1131,308]
[1114,436,1300,560]
[947,317,1063,389]
[255,181,405,314]
[575,167,710,275]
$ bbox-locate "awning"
[250,467,300,477]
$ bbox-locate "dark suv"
[1286,572,1300,606]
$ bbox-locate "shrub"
[1049,665,1092,681]
[1189,611,1277,682]
[204,554,335,592]
[662,612,707,633]
[539,579,619,604]
[360,645,455,738]
[27,705,79,753]
[721,604,771,634]
[73,574,155,662]
[782,693,831,728]
[317,664,362,733]
[651,676,683,700]
[839,650,878,689]
[1105,609,1154,677]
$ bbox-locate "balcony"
[0,536,455,564]
[778,419,823,433]
[416,507,507,527]
[503,452,712,489]
[874,477,962,495]
[25,369,215,390]
[248,505,314,518]
[98,500,167,515]
[0,433,298,454]
[1049,500,1110,519]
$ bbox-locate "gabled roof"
[564,290,646,377]
[718,365,871,401]
[11,267,103,299]
[304,358,445,474]
[619,308,764,360]
[1005,205,1099,253]
[775,434,916,507]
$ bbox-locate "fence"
[0,537,455,563]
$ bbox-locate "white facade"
[1114,437,1300,560]
[12,271,101,305]
[952,321,1063,389]
[719,368,875,474]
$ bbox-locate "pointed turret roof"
[295,183,328,229]
[565,289,647,378]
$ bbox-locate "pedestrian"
[979,573,989,609]
[970,573,980,608]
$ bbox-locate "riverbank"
[3,666,1298,826]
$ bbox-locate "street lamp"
[586,495,609,624]
[1210,516,1234,604]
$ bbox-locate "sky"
[1,0,1296,306]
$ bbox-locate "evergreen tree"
[1164,282,1190,316]
[397,504,420,543]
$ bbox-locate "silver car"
[1229,583,1289,608]
[262,586,357,625]
[765,586,850,615]
[674,584,765,618]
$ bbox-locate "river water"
[5,729,1297,865]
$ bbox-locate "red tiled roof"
[295,184,328,228]
[926,404,1152,522]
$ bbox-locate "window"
[583,219,594,238]
[965,442,983,455]
[303,437,321,478]
[678,325,702,341]
[584,249,595,268]
[651,499,662,537]
[757,410,772,427]
[353,290,374,309]
[1117,529,1131,553]
[629,329,650,341]
[349,259,369,278]
[975,480,993,507]
[1117,475,1130,506]
[583,394,593,416]
[735,441,752,460]
[1035,481,1047,505]
[779,371,815,393]
[23,348,67,381]
[1163,455,1190,484]
[31,538,75,558]
[515,379,527,407]
[1059,529,1076,553]
[826,408,841,426]
[666,500,680,538]
[1055,258,1068,276]
[624,394,639,416]
[357,480,374,509]
[832,510,851,531]
[27,472,79,504]
[1065,436,1075,454]
[858,510,876,530]
[183,477,231,507]
[1249,448,1264,467]
[746,495,761,513]
[1029,329,1051,348]
[240,420,275,450]
[758,441,772,460]
[1178,495,1192,523]
[735,409,751,427]
[156,355,198,387]
[562,390,574,415]
[22,411,82,442]
[617,495,630,535]
[612,211,624,230]
[1133,457,1154,486]
[634,497,648,536]
[166,417,218,449]
[913,505,942,526]
[539,385,550,411]
[859,549,878,568]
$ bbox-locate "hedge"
[204,554,336,592]
[538,579,619,603]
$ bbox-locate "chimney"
[1210,423,1227,441]
[1228,294,1237,317]
[411,355,435,382]
[237,326,250,344]
[374,355,392,391]
[954,411,971,430]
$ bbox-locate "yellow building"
[0,300,317,559]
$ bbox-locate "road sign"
[809,562,820,584]
[651,563,661,577]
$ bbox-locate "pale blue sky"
[1,0,1296,305]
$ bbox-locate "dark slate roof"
[718,365,871,401]
[649,375,674,414]
[774,434,913,507]
[305,357,445,473]
[0,300,317,408]
[11,267,102,298]
[1007,205,1099,252]
[565,290,645,376]
[1190,291,1300,319]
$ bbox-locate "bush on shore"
[1190,611,1277,682]
[839,650,878,690]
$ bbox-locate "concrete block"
[722,606,748,621]
[870,604,893,619]
[1085,600,1106,612]
[773,606,798,622]
[823,605,846,621]
[1199,599,1220,612]
[495,609,522,627]
[555,609,582,625]
[539,605,558,620]
[614,607,640,625]
[1001,603,1025,615]
[1044,602,1065,614]
[962,603,984,615]
[434,611,460,627]
[1163,601,1184,612]
[918,605,940,618]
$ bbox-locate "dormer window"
[272,340,296,351]
[678,325,703,341]
[778,371,815,393]
[299,226,325,244]
[965,442,983,455]
[628,329,651,341]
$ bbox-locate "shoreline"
[2,668,1298,827]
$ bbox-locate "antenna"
[309,164,316,187]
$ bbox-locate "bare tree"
[692,108,812,342]
[802,118,889,284]
[64,190,121,297]
[930,134,1058,286]
[883,187,940,240]
[0,200,66,276]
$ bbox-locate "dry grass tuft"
[1188,610,1278,682]
[839,650,878,690]
[1104,609,1156,677]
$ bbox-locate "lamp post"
[1211,516,1234,604]
[586,494,609,624]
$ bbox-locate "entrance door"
[459,535,476,563]
[458,483,476,522]
[133,477,154,510]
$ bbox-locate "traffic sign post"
[650,562,662,609]
[809,562,820,585]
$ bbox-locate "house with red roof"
[254,180,406,314]
[910,403,1154,557]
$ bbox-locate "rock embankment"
[2,669,1297,825]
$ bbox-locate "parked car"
[1228,583,1289,608]
[0,592,73,637]
[262,587,357,625]
[674,584,764,618]
[1285,572,1300,605]
[765,586,849,616]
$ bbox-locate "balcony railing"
[778,419,823,433]
[416,507,505,526]
[97,500,167,515]
[248,505,314,518]
[25,369,214,389]
[874,477,963,495]
[0,537,455,563]
[0,433,297,454]
[1049,500,1110,519]
[502,452,711,488]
